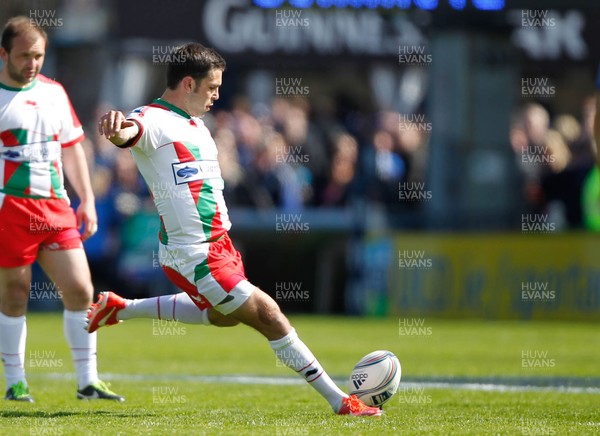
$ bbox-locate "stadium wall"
[367,233,600,321]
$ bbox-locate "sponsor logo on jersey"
[176,166,199,179]
[0,141,60,162]
[172,160,221,185]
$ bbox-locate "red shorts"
[0,194,83,267]
[159,233,255,314]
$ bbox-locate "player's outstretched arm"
[98,110,139,147]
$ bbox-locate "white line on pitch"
[30,373,600,394]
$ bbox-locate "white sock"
[0,312,27,388]
[64,310,98,389]
[119,293,209,325]
[269,328,347,412]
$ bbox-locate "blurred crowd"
[510,99,597,230]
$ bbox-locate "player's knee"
[60,282,94,307]
[5,276,29,297]
[1,277,30,313]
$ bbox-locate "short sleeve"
[57,85,84,148]
[126,107,160,155]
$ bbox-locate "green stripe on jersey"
[153,98,191,120]
[5,162,30,196]
[159,216,169,245]
[184,141,201,161]
[193,259,210,283]
[197,180,218,241]
[180,141,218,240]
[11,129,29,145]
[49,161,62,197]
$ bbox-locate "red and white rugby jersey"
[0,74,84,200]
[126,98,231,246]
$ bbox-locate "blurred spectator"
[234,111,264,169]
[510,103,551,212]
[249,130,304,209]
[539,129,572,229]
[544,129,572,174]
[314,132,359,207]
[398,123,429,185]
[280,99,329,185]
[215,127,245,204]
[532,103,595,229]
[509,102,597,228]
[574,96,597,166]
[362,129,407,207]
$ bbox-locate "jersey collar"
[151,98,191,119]
[0,78,38,92]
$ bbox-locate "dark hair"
[166,43,226,90]
[1,16,48,52]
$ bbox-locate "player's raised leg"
[227,285,382,416]
[86,291,239,333]
[37,248,124,401]
[0,265,34,402]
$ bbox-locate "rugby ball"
[348,350,401,407]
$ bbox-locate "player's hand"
[98,111,137,145]
[76,198,98,241]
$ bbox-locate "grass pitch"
[1,314,599,435]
